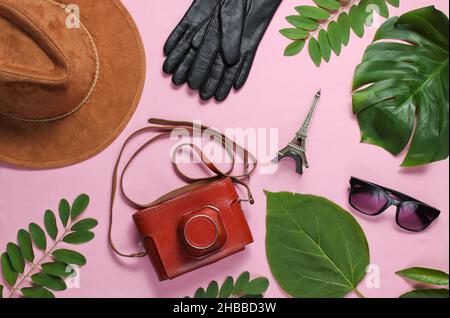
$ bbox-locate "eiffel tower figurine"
[274,90,321,175]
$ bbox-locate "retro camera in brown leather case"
[133,177,253,281]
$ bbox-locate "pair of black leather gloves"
[163,0,282,102]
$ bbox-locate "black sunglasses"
[349,177,441,232]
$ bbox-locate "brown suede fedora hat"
[0,0,146,169]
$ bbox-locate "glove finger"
[187,38,219,90]
[165,0,221,54]
[192,17,210,49]
[164,23,189,56]
[200,53,225,101]
[163,26,194,74]
[220,0,246,65]
[215,62,241,102]
[172,48,197,86]
[234,53,255,90]
[188,7,221,90]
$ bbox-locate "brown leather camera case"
[109,119,257,281]
[133,177,253,281]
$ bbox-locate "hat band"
[0,0,100,123]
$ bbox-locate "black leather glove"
[163,0,246,75]
[199,0,282,101]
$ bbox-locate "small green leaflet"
[59,199,70,227]
[6,243,25,274]
[71,194,90,220]
[296,5,330,20]
[44,210,58,240]
[71,218,98,231]
[42,262,74,278]
[396,267,449,286]
[286,15,319,31]
[308,38,322,67]
[18,230,34,263]
[52,249,87,266]
[218,277,234,298]
[31,272,67,291]
[318,30,331,62]
[63,231,95,244]
[284,40,306,57]
[1,253,18,286]
[29,223,47,251]
[21,287,55,299]
[280,28,309,40]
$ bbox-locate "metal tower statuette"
[274,90,321,175]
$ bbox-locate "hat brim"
[0,0,146,169]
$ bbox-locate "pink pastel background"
[1,0,449,298]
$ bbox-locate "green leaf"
[42,262,74,277]
[286,15,319,31]
[233,271,250,295]
[31,272,66,291]
[29,223,47,251]
[308,38,322,67]
[243,277,270,295]
[337,12,351,46]
[284,40,306,57]
[280,28,309,40]
[191,273,270,298]
[396,267,449,286]
[205,281,219,298]
[327,21,342,56]
[194,288,206,298]
[318,30,331,62]
[6,243,25,274]
[386,0,400,7]
[71,218,98,231]
[1,253,18,286]
[59,199,70,227]
[266,192,370,298]
[349,5,365,38]
[219,276,234,298]
[400,289,449,298]
[21,286,55,298]
[0,285,3,298]
[71,194,90,220]
[17,229,34,263]
[63,231,95,244]
[295,5,330,20]
[352,6,449,167]
[313,0,341,11]
[44,210,58,240]
[52,249,87,266]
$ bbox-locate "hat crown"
[0,0,97,121]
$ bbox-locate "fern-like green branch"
[188,272,270,298]
[0,194,98,298]
[280,0,400,66]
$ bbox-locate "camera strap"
[109,118,258,258]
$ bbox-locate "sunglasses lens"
[398,202,440,232]
[350,184,389,215]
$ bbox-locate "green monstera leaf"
[352,6,449,167]
[266,192,370,298]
